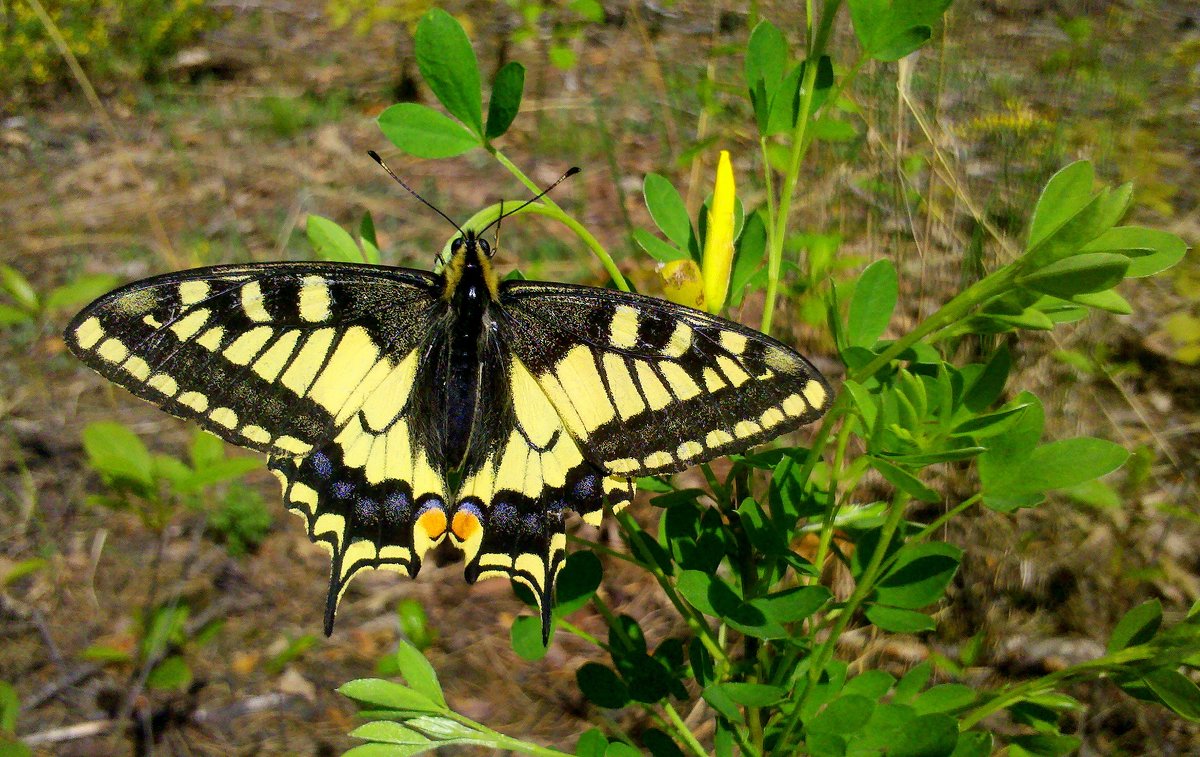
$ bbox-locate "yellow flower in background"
[659,258,706,310]
[702,150,736,314]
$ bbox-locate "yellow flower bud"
[702,150,736,314]
[659,258,706,311]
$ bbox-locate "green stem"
[848,263,1021,383]
[490,149,630,292]
[566,533,641,567]
[661,701,710,757]
[810,418,856,581]
[777,489,911,749]
[957,646,1151,730]
[615,510,730,666]
[556,617,603,648]
[760,0,842,335]
[445,711,572,756]
[911,493,981,544]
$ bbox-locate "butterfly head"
[442,228,500,303]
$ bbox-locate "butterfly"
[65,166,832,641]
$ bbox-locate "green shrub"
[329,7,1197,756]
[0,0,223,98]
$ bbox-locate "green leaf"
[882,712,959,757]
[83,422,153,487]
[843,670,896,700]
[343,744,430,757]
[605,744,643,757]
[1143,669,1200,721]
[575,729,610,757]
[950,732,994,757]
[391,641,445,708]
[2,558,47,586]
[1025,181,1132,268]
[701,684,745,724]
[875,542,962,609]
[1007,734,1081,757]
[987,437,1129,497]
[643,174,693,248]
[1068,288,1131,314]
[576,662,630,708]
[0,682,20,734]
[730,211,767,306]
[712,682,785,707]
[812,117,858,141]
[556,551,602,615]
[756,586,831,623]
[913,683,976,715]
[510,616,548,660]
[359,211,378,251]
[0,265,38,311]
[865,604,936,633]
[1028,161,1096,251]
[44,273,122,312]
[338,678,444,713]
[485,62,524,140]
[846,259,898,348]
[190,429,224,469]
[351,721,434,747]
[80,644,133,663]
[414,9,482,135]
[807,694,875,736]
[1018,253,1129,297]
[893,662,931,705]
[1082,226,1188,278]
[869,456,939,502]
[765,63,805,135]
[0,303,32,325]
[1108,600,1162,653]
[378,103,480,158]
[633,228,688,263]
[642,728,684,757]
[745,20,787,102]
[307,215,364,263]
[847,0,952,61]
[147,655,192,691]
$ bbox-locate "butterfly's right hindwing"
[65,262,442,458]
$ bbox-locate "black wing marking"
[498,280,833,478]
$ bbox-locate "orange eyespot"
[415,508,447,540]
[451,510,481,541]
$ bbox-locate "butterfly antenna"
[479,166,581,235]
[368,150,463,235]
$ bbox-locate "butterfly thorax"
[437,232,500,469]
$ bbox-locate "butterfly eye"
[479,238,494,258]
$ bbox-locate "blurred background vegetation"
[1,0,1198,754]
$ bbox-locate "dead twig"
[20,693,297,746]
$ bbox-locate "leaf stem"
[615,511,730,666]
[489,149,630,291]
[778,489,911,749]
[662,700,711,757]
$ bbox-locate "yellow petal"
[659,259,706,310]
[702,150,736,313]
